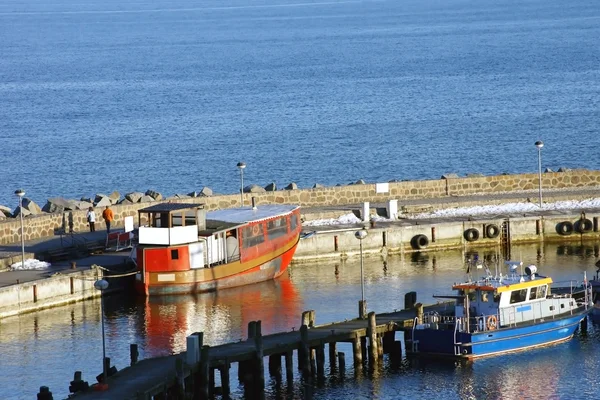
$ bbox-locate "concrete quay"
[1,187,599,320]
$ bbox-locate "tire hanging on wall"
[575,218,593,233]
[485,224,500,239]
[464,228,480,242]
[411,234,429,250]
[556,221,573,235]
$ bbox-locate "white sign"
[124,215,134,233]
[376,183,389,193]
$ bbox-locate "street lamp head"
[94,279,109,291]
[355,229,368,240]
[237,162,246,170]
[14,189,25,198]
[535,141,544,149]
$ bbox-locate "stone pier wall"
[1,169,600,245]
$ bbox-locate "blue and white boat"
[407,261,592,359]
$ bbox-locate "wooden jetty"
[66,293,450,399]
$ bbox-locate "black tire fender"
[411,234,429,250]
[485,224,500,239]
[464,228,480,242]
[556,221,573,235]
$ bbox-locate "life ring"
[485,224,500,239]
[252,224,260,236]
[411,234,429,250]
[487,315,498,330]
[575,218,593,234]
[556,221,573,235]
[464,228,480,242]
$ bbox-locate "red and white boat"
[134,202,301,296]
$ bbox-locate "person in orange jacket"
[102,206,114,234]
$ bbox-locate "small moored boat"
[134,202,301,296]
[407,261,592,359]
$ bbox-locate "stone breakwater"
[1,169,600,246]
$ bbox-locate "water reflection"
[2,241,600,399]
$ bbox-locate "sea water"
[1,0,599,207]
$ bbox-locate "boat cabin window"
[536,285,547,299]
[481,292,489,302]
[290,213,299,231]
[510,289,528,304]
[242,224,265,248]
[493,293,500,303]
[267,217,288,240]
[171,249,179,260]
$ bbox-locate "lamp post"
[14,189,25,269]
[237,162,246,206]
[535,141,544,208]
[94,279,109,385]
[355,229,368,319]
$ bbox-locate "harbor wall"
[1,169,600,245]
[294,212,600,261]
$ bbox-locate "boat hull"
[135,236,299,296]
[410,310,588,359]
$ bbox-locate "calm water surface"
[1,0,600,206]
[1,242,600,399]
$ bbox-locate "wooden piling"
[310,348,317,376]
[130,344,139,366]
[415,303,424,324]
[301,310,316,328]
[175,358,185,396]
[248,321,257,339]
[352,336,362,369]
[581,315,589,332]
[220,362,231,399]
[360,336,367,362]
[367,312,378,364]
[285,351,294,384]
[254,320,265,395]
[338,352,346,373]
[199,345,210,400]
[268,354,282,383]
[328,342,337,371]
[316,345,325,378]
[377,335,384,358]
[300,325,311,377]
[382,331,395,354]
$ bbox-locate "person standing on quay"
[102,206,114,234]
[87,207,96,232]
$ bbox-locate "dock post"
[405,291,417,309]
[268,354,282,383]
[338,352,346,375]
[316,345,325,378]
[301,310,316,328]
[310,348,317,376]
[248,321,257,339]
[382,331,395,354]
[360,336,367,363]
[130,343,139,366]
[415,303,424,324]
[285,351,294,384]
[390,340,403,363]
[37,386,53,400]
[351,336,362,369]
[175,358,185,396]
[220,361,231,399]
[581,315,589,332]
[367,312,378,365]
[328,342,337,371]
[299,325,311,377]
[254,320,265,396]
[199,345,210,400]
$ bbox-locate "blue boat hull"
[411,311,588,359]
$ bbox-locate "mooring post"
[367,312,378,365]
[220,362,231,399]
[285,350,294,384]
[310,348,317,376]
[360,336,367,362]
[405,291,417,309]
[581,315,589,332]
[199,345,210,400]
[299,325,311,377]
[415,303,424,324]
[248,321,257,339]
[37,386,53,400]
[130,343,139,366]
[377,334,384,358]
[309,310,316,328]
[328,342,337,371]
[351,336,362,369]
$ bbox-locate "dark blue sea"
[1,0,600,207]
